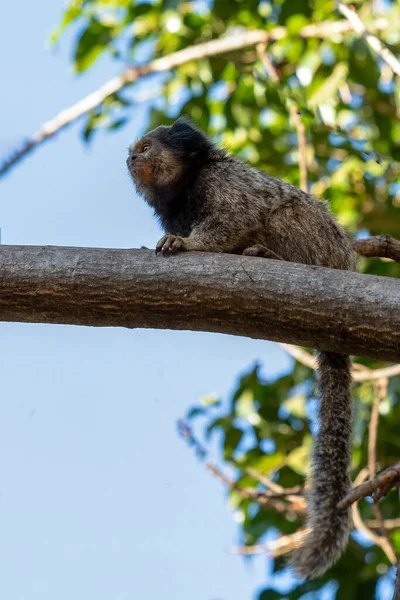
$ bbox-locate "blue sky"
[0,3,293,599]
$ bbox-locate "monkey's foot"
[156,234,188,256]
[242,245,284,260]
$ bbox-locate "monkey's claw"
[156,234,187,256]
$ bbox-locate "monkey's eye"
[142,144,151,152]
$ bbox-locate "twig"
[245,466,304,505]
[256,45,280,81]
[350,469,397,566]
[0,17,389,179]
[367,378,397,564]
[279,343,400,382]
[0,30,269,178]
[338,462,400,510]
[205,463,238,490]
[335,1,400,78]
[278,343,316,369]
[368,378,387,479]
[352,498,397,565]
[231,543,269,555]
[394,558,400,600]
[255,47,308,192]
[206,463,305,515]
[354,235,400,263]
[366,518,400,531]
[246,466,286,494]
[178,420,305,513]
[231,530,305,558]
[288,104,308,192]
[354,364,400,383]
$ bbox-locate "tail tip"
[288,528,350,580]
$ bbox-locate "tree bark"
[0,245,399,361]
[354,235,400,263]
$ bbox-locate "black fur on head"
[127,117,224,216]
[165,117,212,161]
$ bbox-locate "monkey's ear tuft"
[167,117,211,159]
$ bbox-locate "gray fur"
[127,118,357,579]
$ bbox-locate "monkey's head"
[126,118,212,203]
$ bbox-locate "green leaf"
[287,435,312,475]
[282,394,307,419]
[223,426,243,460]
[74,20,115,73]
[50,1,84,44]
[243,452,285,473]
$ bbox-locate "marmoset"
[127,118,357,579]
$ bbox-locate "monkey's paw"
[156,234,188,256]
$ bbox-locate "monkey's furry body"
[127,118,356,579]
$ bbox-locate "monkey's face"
[127,127,184,195]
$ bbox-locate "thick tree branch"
[0,245,400,361]
[0,19,388,179]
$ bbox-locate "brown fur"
[127,118,357,579]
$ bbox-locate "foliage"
[182,361,400,598]
[54,0,400,597]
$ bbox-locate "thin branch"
[255,47,308,192]
[354,364,400,383]
[256,44,280,81]
[178,420,305,514]
[245,466,305,505]
[279,344,316,369]
[246,466,287,494]
[366,518,400,531]
[350,469,397,565]
[338,462,400,510]
[205,463,284,504]
[206,460,305,515]
[0,18,389,178]
[354,235,400,263]
[394,558,400,600]
[367,378,397,564]
[231,543,269,556]
[279,343,400,382]
[205,463,289,502]
[368,378,387,479]
[336,1,400,78]
[352,500,397,565]
[288,104,308,192]
[0,30,269,177]
[232,530,305,558]
[372,505,397,563]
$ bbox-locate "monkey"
[126,117,357,580]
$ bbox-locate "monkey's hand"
[156,223,238,256]
[156,234,191,256]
